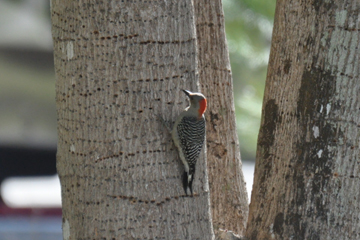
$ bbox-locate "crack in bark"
[108,193,200,206]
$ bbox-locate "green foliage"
[223,0,276,159]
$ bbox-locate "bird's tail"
[182,169,195,196]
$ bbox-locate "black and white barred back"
[177,115,206,173]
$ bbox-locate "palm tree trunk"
[246,0,360,239]
[194,0,249,235]
[52,0,214,239]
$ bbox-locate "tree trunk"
[194,0,248,235]
[52,0,214,239]
[246,0,360,239]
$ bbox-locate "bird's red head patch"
[198,98,207,117]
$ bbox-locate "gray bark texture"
[194,0,249,235]
[246,0,360,239]
[52,0,215,239]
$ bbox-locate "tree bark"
[246,0,360,239]
[52,0,214,239]
[194,0,248,235]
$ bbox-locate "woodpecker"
[171,89,207,195]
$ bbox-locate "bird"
[171,89,207,195]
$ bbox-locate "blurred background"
[0,0,275,238]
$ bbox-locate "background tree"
[246,0,360,239]
[194,0,248,235]
[52,0,215,239]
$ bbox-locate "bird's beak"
[182,89,192,97]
